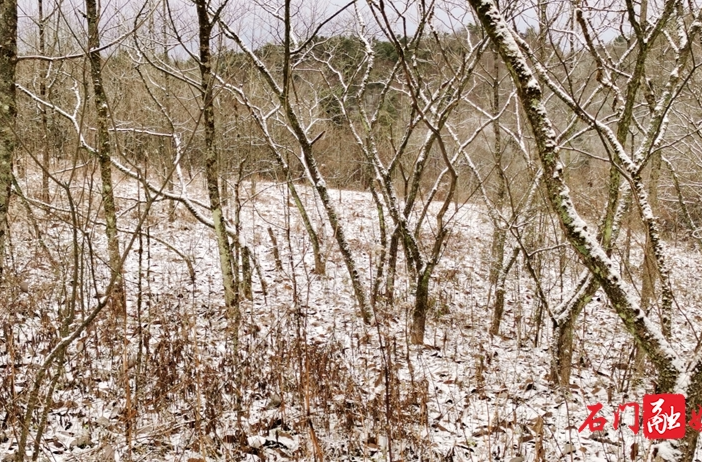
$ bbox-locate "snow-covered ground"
[1,170,701,461]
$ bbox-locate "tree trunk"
[410,269,432,344]
[195,0,240,345]
[409,139,457,344]
[490,246,519,336]
[385,229,399,306]
[86,0,125,314]
[469,0,681,401]
[286,174,325,275]
[279,0,369,321]
[161,0,175,223]
[241,245,253,301]
[633,148,665,382]
[550,181,628,385]
[0,0,15,282]
[488,48,506,293]
[645,149,666,333]
[550,273,597,386]
[38,0,49,203]
[369,179,387,308]
[549,0,655,385]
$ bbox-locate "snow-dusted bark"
[85,0,125,315]
[516,8,702,349]
[551,186,631,386]
[468,0,702,458]
[641,148,663,330]
[547,0,678,385]
[195,0,240,345]
[0,0,15,281]
[487,52,508,313]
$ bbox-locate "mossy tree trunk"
[0,0,15,282]
[86,0,125,314]
[38,0,49,203]
[195,0,241,345]
[488,48,508,323]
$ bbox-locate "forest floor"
[1,170,701,461]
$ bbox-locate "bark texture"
[0,0,15,281]
[195,0,241,344]
[86,0,125,313]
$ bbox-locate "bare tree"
[37,0,50,202]
[194,0,241,346]
[218,0,373,322]
[0,0,16,280]
[85,0,126,314]
[354,0,489,343]
[468,0,702,459]
[540,0,680,386]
